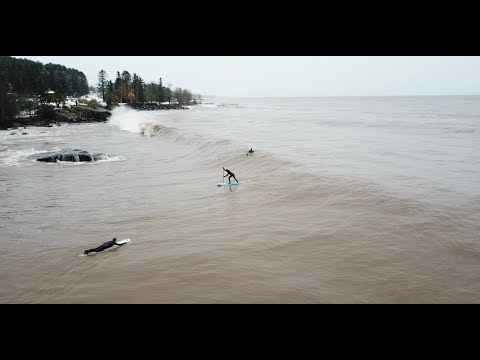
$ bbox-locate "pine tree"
[158,77,164,103]
[97,69,107,101]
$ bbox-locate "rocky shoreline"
[1,105,112,130]
[1,103,193,130]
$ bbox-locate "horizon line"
[204,94,480,98]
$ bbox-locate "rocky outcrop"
[33,149,108,163]
[59,106,111,123]
[1,106,111,130]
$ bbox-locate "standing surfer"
[223,167,239,183]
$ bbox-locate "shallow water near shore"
[1,96,480,303]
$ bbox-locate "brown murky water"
[1,97,479,303]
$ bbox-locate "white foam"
[0,126,66,141]
[141,123,162,138]
[54,155,126,166]
[108,106,162,136]
[0,146,124,167]
[199,102,220,108]
[97,155,126,163]
[0,147,60,167]
[108,106,144,134]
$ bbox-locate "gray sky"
[15,56,480,97]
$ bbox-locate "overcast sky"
[15,56,480,97]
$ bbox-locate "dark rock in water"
[21,132,28,135]
[34,149,108,163]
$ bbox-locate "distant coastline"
[1,56,201,130]
[0,93,198,130]
[1,105,110,130]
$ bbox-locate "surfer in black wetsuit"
[84,238,122,255]
[247,148,254,156]
[223,167,239,183]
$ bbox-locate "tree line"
[0,56,89,127]
[0,56,203,129]
[0,56,89,97]
[97,70,201,106]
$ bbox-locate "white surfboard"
[116,238,131,245]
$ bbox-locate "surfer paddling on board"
[84,238,123,255]
[247,148,254,156]
[223,167,239,184]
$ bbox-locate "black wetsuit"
[85,239,119,254]
[223,168,239,183]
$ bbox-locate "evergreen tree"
[132,74,145,104]
[165,83,172,104]
[97,69,107,101]
[145,82,158,103]
[158,78,164,103]
[0,56,89,125]
[104,80,115,105]
[115,71,122,102]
